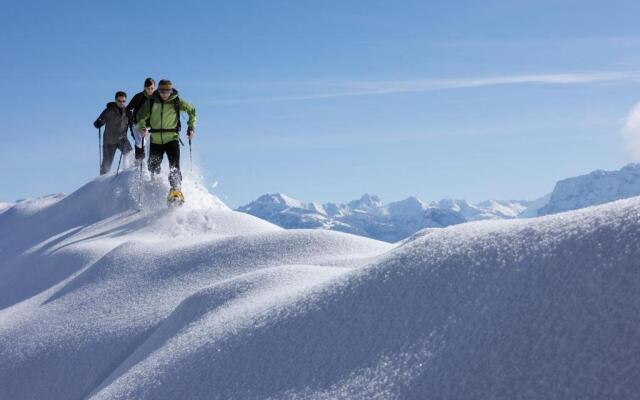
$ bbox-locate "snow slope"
[2,169,639,399]
[0,170,392,399]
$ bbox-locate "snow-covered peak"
[0,202,11,214]
[307,201,327,215]
[324,202,350,218]
[387,196,428,217]
[430,198,489,220]
[239,193,308,212]
[476,199,528,218]
[539,163,640,215]
[348,193,387,216]
[431,198,475,212]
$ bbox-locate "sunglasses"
[158,89,172,94]
[117,99,126,103]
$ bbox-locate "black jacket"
[125,91,148,123]
[94,102,130,145]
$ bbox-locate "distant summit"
[347,194,388,216]
[539,163,640,215]
[0,201,15,214]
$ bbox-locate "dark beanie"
[158,79,173,90]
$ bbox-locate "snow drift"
[1,169,639,399]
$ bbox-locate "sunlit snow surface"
[1,168,639,399]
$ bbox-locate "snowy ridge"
[0,171,392,399]
[2,170,640,398]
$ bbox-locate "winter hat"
[158,79,173,91]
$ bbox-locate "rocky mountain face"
[539,163,640,215]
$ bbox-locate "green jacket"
[136,90,196,144]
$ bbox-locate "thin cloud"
[430,36,640,50]
[209,71,640,105]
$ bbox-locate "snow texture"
[2,167,640,399]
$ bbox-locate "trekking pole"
[115,149,123,176]
[189,138,193,172]
[137,137,144,209]
[115,127,129,177]
[98,127,102,174]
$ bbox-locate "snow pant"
[131,125,143,148]
[130,126,146,160]
[148,140,182,189]
[101,139,132,175]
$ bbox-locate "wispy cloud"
[430,36,640,50]
[209,70,640,105]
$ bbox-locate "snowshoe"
[167,188,185,207]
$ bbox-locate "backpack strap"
[174,96,181,132]
[147,97,155,128]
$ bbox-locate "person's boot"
[167,187,185,206]
[135,145,145,160]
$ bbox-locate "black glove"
[94,119,104,129]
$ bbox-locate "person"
[94,91,132,175]
[136,79,196,203]
[125,78,155,162]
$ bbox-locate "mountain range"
[237,163,640,242]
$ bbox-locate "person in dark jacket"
[94,91,132,175]
[126,78,155,161]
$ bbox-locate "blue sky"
[2,0,640,207]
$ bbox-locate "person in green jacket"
[136,79,196,202]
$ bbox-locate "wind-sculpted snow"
[0,171,392,399]
[1,170,639,399]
